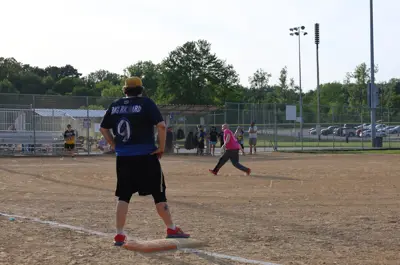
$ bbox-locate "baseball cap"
[123,77,143,89]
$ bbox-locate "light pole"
[315,23,321,141]
[369,0,377,147]
[290,26,308,150]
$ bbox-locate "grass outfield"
[176,134,400,148]
[279,149,400,154]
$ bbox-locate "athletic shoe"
[208,169,217,175]
[245,168,251,176]
[113,234,127,246]
[166,226,190,238]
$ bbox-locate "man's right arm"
[99,105,115,149]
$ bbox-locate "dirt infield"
[0,153,399,265]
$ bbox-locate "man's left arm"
[148,100,166,157]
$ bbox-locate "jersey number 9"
[117,118,131,143]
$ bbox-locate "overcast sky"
[1,0,398,92]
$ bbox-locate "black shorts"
[116,155,166,204]
[64,143,75,150]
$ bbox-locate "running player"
[63,124,75,158]
[209,124,251,175]
[99,77,190,246]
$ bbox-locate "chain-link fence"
[0,94,220,156]
[1,94,399,156]
[222,102,400,150]
[0,94,118,156]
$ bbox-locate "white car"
[361,130,386,138]
[376,124,387,130]
[356,123,370,129]
[389,126,400,134]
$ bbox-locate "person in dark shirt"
[99,77,189,246]
[63,124,76,158]
[209,126,218,156]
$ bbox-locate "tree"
[86,70,121,85]
[345,62,378,107]
[378,78,400,108]
[248,68,272,103]
[0,79,18,93]
[15,72,46,94]
[158,40,239,105]
[0,57,23,81]
[96,81,123,98]
[157,40,239,104]
[53,77,83,95]
[45,64,81,81]
[71,86,98,96]
[101,86,124,98]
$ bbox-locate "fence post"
[387,107,391,148]
[224,103,227,123]
[274,103,277,150]
[86,97,90,155]
[32,95,36,155]
[237,103,240,126]
[213,112,216,126]
[361,108,364,150]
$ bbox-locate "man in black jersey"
[99,77,190,246]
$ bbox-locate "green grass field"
[176,134,400,149]
[279,149,400,154]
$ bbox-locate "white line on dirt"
[0,212,281,265]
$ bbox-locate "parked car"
[344,124,357,129]
[376,124,387,131]
[361,130,386,138]
[333,127,343,136]
[389,126,400,134]
[309,129,317,135]
[333,127,352,137]
[356,123,370,129]
[321,126,338,136]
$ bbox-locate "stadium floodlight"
[289,26,308,150]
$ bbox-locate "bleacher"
[0,130,65,155]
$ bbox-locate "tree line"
[1,39,400,118]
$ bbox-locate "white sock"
[168,224,176,230]
[116,229,125,235]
